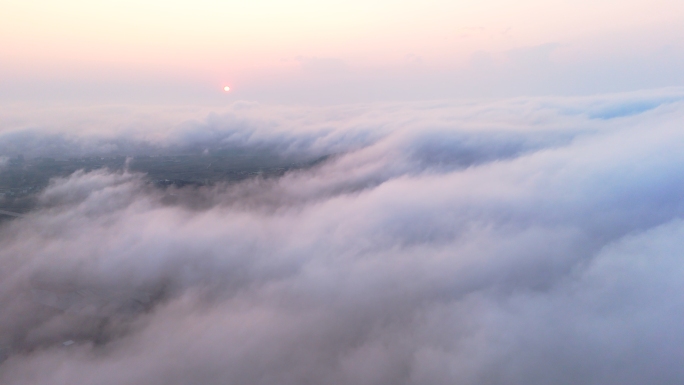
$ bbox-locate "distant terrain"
[0,152,327,216]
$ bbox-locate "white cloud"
[1,90,684,384]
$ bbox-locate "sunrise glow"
[2,0,684,384]
[1,0,682,103]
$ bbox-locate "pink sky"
[2,0,684,104]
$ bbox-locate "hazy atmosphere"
[2,1,684,384]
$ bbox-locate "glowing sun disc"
[223,86,230,92]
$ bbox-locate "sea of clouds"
[1,88,684,384]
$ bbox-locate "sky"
[3,1,684,384]
[2,0,684,104]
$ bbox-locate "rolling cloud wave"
[1,90,684,384]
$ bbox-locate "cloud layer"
[1,89,684,384]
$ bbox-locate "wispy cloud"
[1,90,684,384]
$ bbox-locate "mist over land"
[1,89,684,384]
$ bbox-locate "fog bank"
[1,89,684,384]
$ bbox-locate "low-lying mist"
[2,89,684,384]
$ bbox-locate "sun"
[223,86,230,92]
